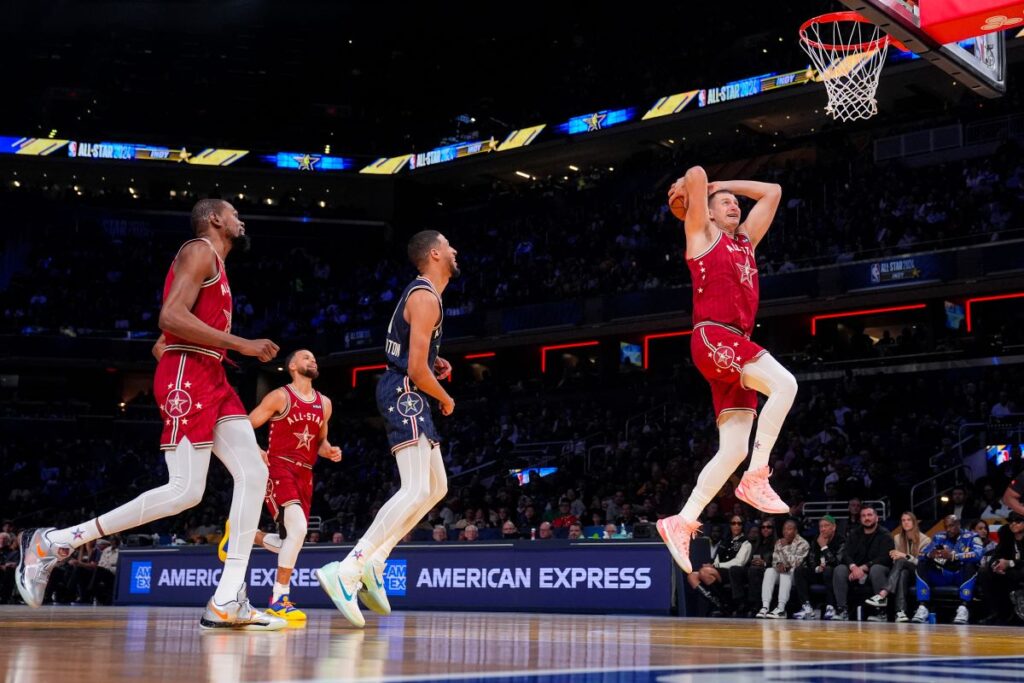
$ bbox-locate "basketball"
[669,194,688,221]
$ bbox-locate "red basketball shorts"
[155,349,247,451]
[265,458,313,521]
[690,321,767,420]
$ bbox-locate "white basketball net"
[799,17,891,122]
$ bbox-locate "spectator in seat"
[757,519,810,619]
[501,521,520,540]
[552,499,579,528]
[793,515,843,620]
[537,521,554,540]
[89,537,119,605]
[940,486,980,523]
[979,512,1024,624]
[729,519,776,617]
[432,525,447,543]
[688,515,751,616]
[462,524,479,542]
[829,506,894,621]
[912,514,983,624]
[865,512,930,622]
[567,523,584,540]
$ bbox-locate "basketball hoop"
[799,12,904,122]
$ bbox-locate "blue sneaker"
[266,594,306,622]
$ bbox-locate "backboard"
[838,0,1007,97]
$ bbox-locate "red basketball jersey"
[687,230,759,336]
[161,238,233,359]
[267,385,325,467]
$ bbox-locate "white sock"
[210,420,269,605]
[372,443,447,564]
[52,440,211,549]
[272,582,290,601]
[344,435,435,573]
[741,353,798,470]
[681,414,753,521]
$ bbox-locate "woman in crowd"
[865,511,930,622]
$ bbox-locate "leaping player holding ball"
[658,167,798,573]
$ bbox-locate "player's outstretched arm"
[714,179,782,248]
[317,397,342,462]
[158,242,280,362]
[249,388,288,430]
[406,290,455,416]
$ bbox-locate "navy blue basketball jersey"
[384,275,443,375]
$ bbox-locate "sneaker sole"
[199,617,287,631]
[734,486,790,515]
[315,568,365,628]
[358,587,392,616]
[656,520,692,573]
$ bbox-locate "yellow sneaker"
[217,520,230,563]
[266,594,307,622]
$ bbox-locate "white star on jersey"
[294,425,315,450]
[735,261,758,287]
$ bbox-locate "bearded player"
[218,349,342,621]
[16,199,286,630]
[316,230,456,627]
[658,167,798,573]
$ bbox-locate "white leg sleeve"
[344,434,433,567]
[51,439,212,549]
[373,442,448,562]
[681,413,753,521]
[277,504,307,570]
[210,419,269,604]
[741,353,798,470]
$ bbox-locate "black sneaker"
[833,608,849,621]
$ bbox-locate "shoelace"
[280,599,295,609]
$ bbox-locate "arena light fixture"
[965,292,1024,333]
[810,303,927,336]
[351,363,387,388]
[641,330,693,370]
[540,341,599,373]
[514,170,531,179]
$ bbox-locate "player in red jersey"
[218,348,341,621]
[657,167,798,573]
[15,199,286,631]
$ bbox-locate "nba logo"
[383,559,406,596]
[130,561,152,594]
[870,263,881,284]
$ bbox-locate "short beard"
[231,232,252,254]
[449,261,461,279]
[298,367,319,380]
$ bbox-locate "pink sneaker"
[656,515,701,573]
[736,466,790,514]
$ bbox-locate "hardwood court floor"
[3,606,1024,682]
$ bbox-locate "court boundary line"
[256,654,1024,683]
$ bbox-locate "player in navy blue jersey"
[316,230,458,627]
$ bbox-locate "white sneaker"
[315,561,365,628]
[15,528,72,608]
[823,604,836,621]
[755,606,769,618]
[357,557,392,616]
[766,607,787,619]
[912,604,929,623]
[793,602,816,620]
[895,610,910,623]
[954,605,969,625]
[866,611,888,622]
[735,466,790,514]
[864,593,887,608]
[199,583,286,631]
